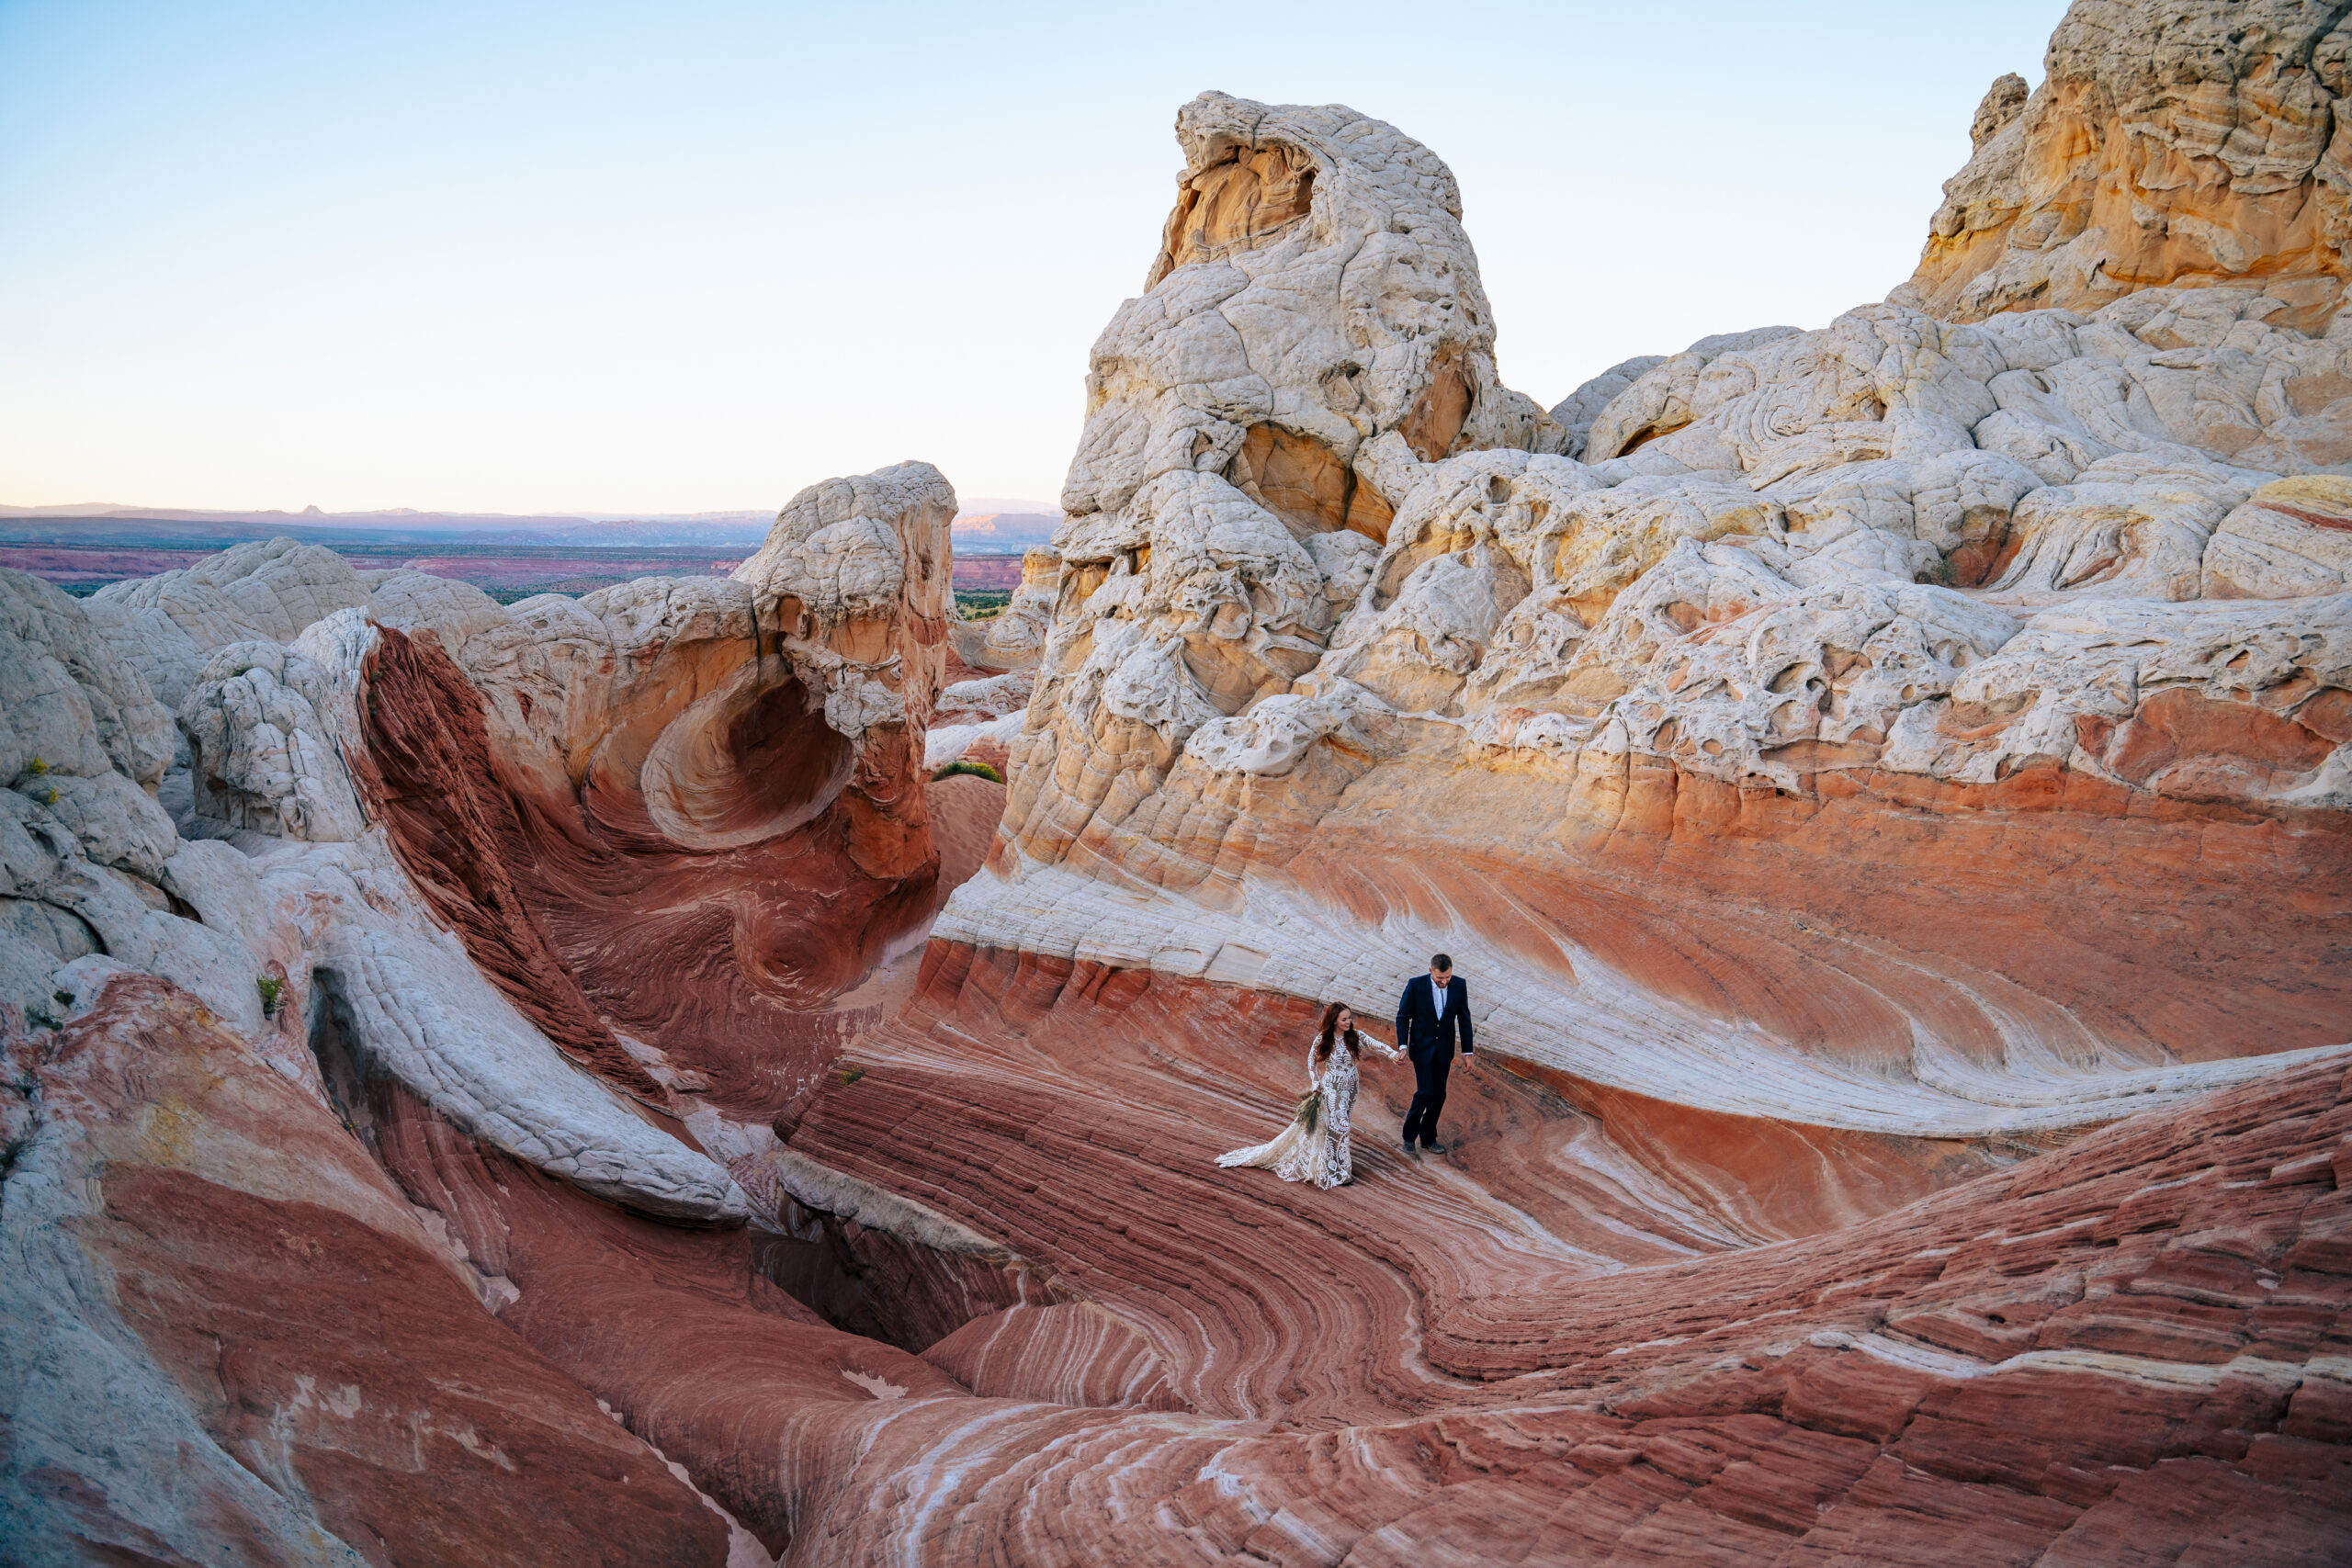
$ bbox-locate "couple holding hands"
[1216,953,1476,1190]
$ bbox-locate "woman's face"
[1336,1009,1354,1032]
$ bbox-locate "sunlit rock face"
[857,54,2352,1551]
[1064,90,1564,546]
[1903,0,2352,334]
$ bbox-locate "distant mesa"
[0,501,778,538]
[949,508,1060,552]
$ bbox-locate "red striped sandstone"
[0,976,734,1564]
[639,948,2352,1562]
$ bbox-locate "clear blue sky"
[0,1,2069,514]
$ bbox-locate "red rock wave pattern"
[0,977,731,1565]
[17,945,2351,1562]
[726,945,2352,1562]
[356,624,665,1100]
[357,615,959,1116]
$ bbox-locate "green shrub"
[256,976,285,1018]
[932,761,1003,784]
[955,588,1012,621]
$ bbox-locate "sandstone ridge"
[2,464,985,1557]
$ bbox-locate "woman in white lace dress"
[1216,1002,1404,1189]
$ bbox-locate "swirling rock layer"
[571,945,2352,1563]
[1,465,974,1560]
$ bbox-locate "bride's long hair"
[1315,1000,1362,1062]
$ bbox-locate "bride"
[1216,1002,1404,1189]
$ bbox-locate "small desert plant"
[1921,554,1957,586]
[932,761,1003,784]
[256,976,285,1018]
[833,1063,866,1087]
[18,757,59,803]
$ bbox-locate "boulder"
[0,569,174,787]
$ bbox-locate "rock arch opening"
[640,663,856,852]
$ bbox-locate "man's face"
[1430,966,1452,987]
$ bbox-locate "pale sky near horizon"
[1,1,2069,516]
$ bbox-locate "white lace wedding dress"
[1216,1032,1402,1189]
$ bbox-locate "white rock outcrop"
[953,85,2352,1142]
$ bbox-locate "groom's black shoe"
[1402,1140,1419,1158]
[1419,1142,1449,1155]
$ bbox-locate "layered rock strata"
[715,952,2352,1562]
[0,976,746,1565]
[765,52,2352,1555]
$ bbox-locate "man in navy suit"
[1395,952,1474,1156]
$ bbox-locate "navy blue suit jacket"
[1395,974,1473,1062]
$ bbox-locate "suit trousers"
[1401,1049,1453,1146]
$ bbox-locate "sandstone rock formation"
[962,85,2352,1145]
[926,667,1033,776]
[1,464,981,1561]
[1904,0,2352,333]
[7,1,2352,1562]
[0,976,744,1565]
[733,953,2352,1562]
[1065,89,1563,557]
[906,37,2351,1554]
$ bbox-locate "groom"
[1395,953,1473,1156]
